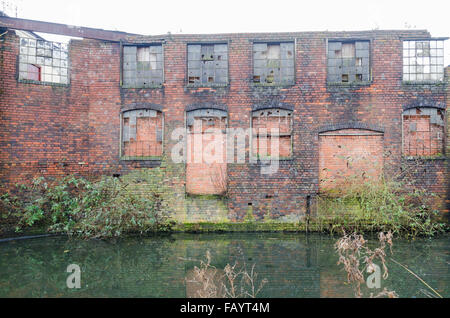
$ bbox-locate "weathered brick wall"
[0,31,90,189]
[0,29,447,221]
[445,66,450,217]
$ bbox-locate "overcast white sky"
[2,0,450,65]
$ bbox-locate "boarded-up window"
[186,109,228,195]
[253,42,294,85]
[122,109,163,158]
[123,45,163,87]
[251,109,292,158]
[187,44,228,85]
[402,108,445,156]
[327,40,370,83]
[403,40,444,82]
[18,37,69,84]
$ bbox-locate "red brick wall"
[318,129,383,191]
[446,67,450,217]
[0,31,90,187]
[0,29,447,219]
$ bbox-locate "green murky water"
[0,233,448,298]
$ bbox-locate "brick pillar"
[445,66,450,218]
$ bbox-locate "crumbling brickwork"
[0,25,448,221]
[445,66,450,217]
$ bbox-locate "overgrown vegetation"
[317,161,448,238]
[0,175,171,239]
[1,155,448,238]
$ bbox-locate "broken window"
[26,64,41,81]
[402,40,444,82]
[187,43,228,85]
[18,37,69,84]
[251,109,293,158]
[402,107,445,156]
[122,45,163,87]
[253,42,294,85]
[327,40,370,83]
[121,109,163,158]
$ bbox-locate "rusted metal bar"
[0,15,141,42]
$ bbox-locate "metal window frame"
[325,37,373,85]
[250,38,296,86]
[185,40,230,87]
[401,38,447,83]
[120,41,165,89]
[16,36,71,87]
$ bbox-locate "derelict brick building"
[0,14,448,221]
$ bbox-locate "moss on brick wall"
[445,66,450,219]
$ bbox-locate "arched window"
[402,107,445,156]
[121,109,163,159]
[251,108,293,159]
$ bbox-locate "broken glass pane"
[137,47,150,62]
[342,43,355,58]
[18,36,70,85]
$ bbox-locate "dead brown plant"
[182,250,268,298]
[335,231,398,298]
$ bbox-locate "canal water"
[0,233,448,297]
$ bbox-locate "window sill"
[121,84,163,89]
[402,80,444,86]
[250,156,294,162]
[120,156,162,161]
[185,83,228,88]
[18,79,69,87]
[327,81,372,87]
[251,82,294,88]
[403,155,446,161]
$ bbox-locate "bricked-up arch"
[186,108,228,195]
[402,107,445,157]
[319,127,384,192]
[121,109,163,159]
[318,122,384,134]
[251,101,294,112]
[185,102,228,113]
[251,108,293,159]
[402,100,445,112]
[121,102,163,113]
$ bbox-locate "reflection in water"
[0,233,448,298]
